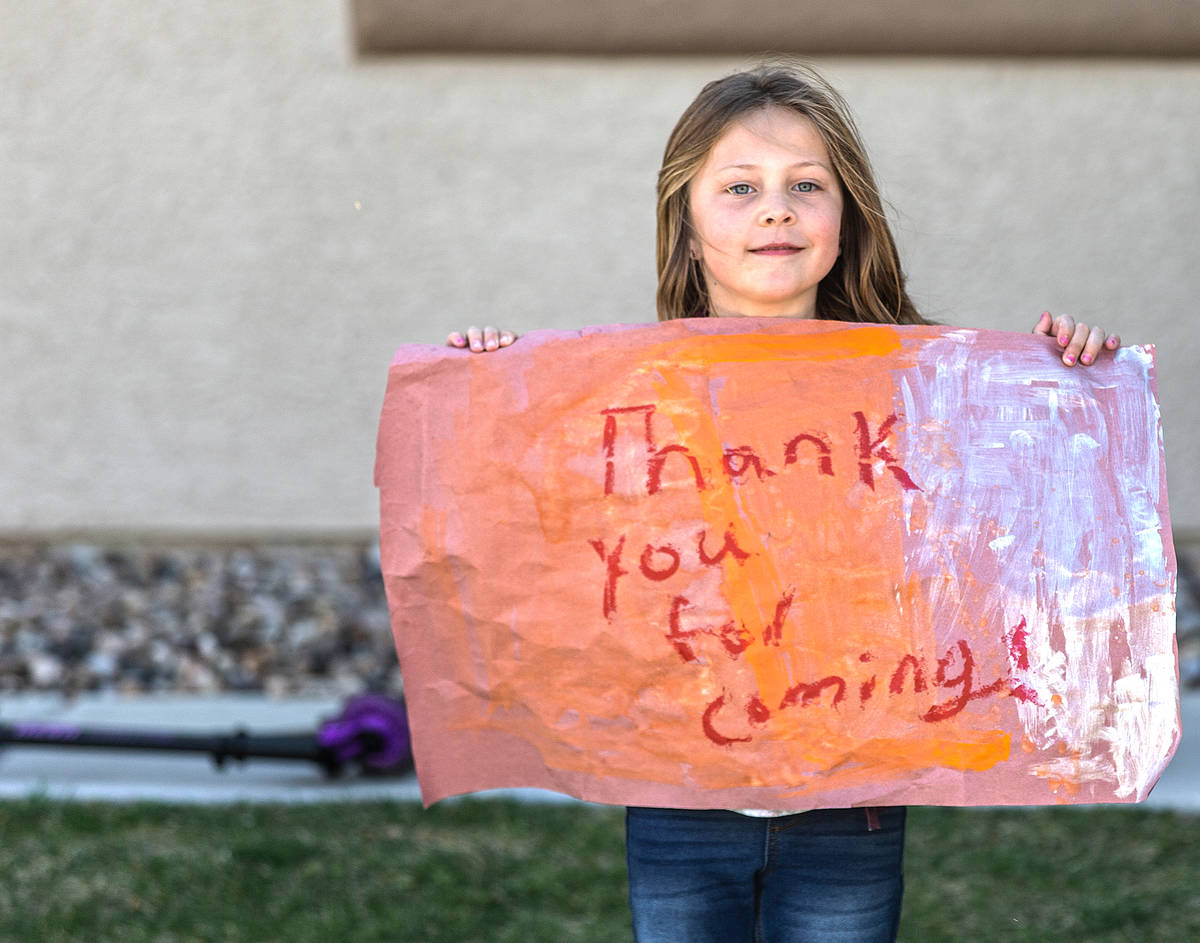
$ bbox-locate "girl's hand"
[446,325,517,353]
[1032,311,1120,367]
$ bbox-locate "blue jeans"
[626,806,906,943]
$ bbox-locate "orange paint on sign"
[376,318,1178,809]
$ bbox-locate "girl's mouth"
[750,243,802,255]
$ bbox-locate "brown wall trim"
[350,0,1200,56]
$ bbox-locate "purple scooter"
[0,693,413,778]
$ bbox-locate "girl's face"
[687,106,843,319]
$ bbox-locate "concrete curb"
[1,691,1195,809]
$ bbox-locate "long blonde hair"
[656,62,927,325]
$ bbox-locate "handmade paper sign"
[375,318,1178,809]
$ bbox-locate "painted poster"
[375,318,1179,809]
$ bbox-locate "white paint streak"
[899,332,1177,800]
[1101,650,1181,799]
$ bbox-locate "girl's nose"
[759,200,795,225]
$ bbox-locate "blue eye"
[794,182,817,193]
[726,183,754,195]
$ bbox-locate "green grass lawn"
[0,800,1197,942]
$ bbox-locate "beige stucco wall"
[2,1,1196,538]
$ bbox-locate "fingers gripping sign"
[1032,311,1121,367]
[446,325,517,353]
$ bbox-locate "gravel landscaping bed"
[0,541,399,697]
[0,539,1196,698]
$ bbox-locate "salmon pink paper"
[375,318,1179,809]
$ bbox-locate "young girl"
[448,62,1119,943]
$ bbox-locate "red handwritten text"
[601,404,921,496]
[699,617,1038,745]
